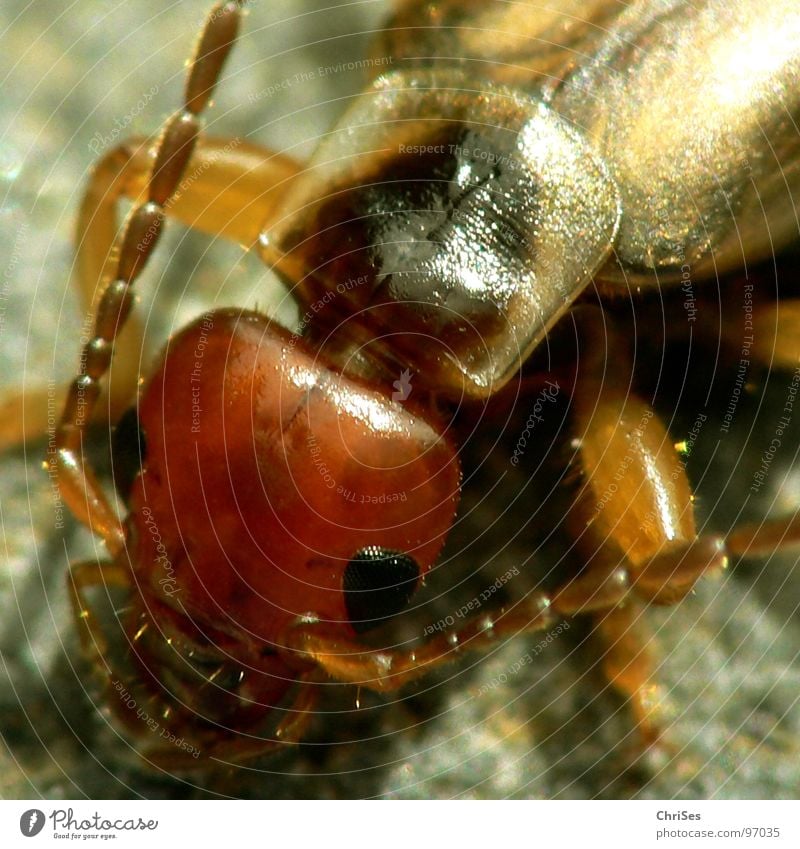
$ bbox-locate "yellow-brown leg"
[284,598,558,694]
[727,512,800,557]
[564,306,701,745]
[281,534,728,697]
[594,601,663,749]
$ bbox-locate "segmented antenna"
[54,2,246,554]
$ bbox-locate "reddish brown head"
[114,309,460,716]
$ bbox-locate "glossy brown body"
[379,0,800,280]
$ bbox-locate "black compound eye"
[343,547,420,634]
[111,406,147,501]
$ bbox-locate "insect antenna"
[54,2,246,554]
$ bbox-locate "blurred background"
[1,0,799,799]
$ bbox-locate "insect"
[10,0,800,775]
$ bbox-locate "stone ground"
[1,0,798,799]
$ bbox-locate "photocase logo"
[392,369,413,402]
[19,809,45,837]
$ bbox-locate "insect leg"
[284,595,562,695]
[78,135,299,279]
[140,675,321,772]
[282,544,722,756]
[536,304,735,747]
[281,557,661,695]
[67,558,170,752]
[592,601,663,749]
[726,512,800,558]
[271,678,321,744]
[744,299,800,369]
[0,141,300,453]
[68,558,130,667]
[79,137,298,416]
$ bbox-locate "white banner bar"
[0,800,797,848]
